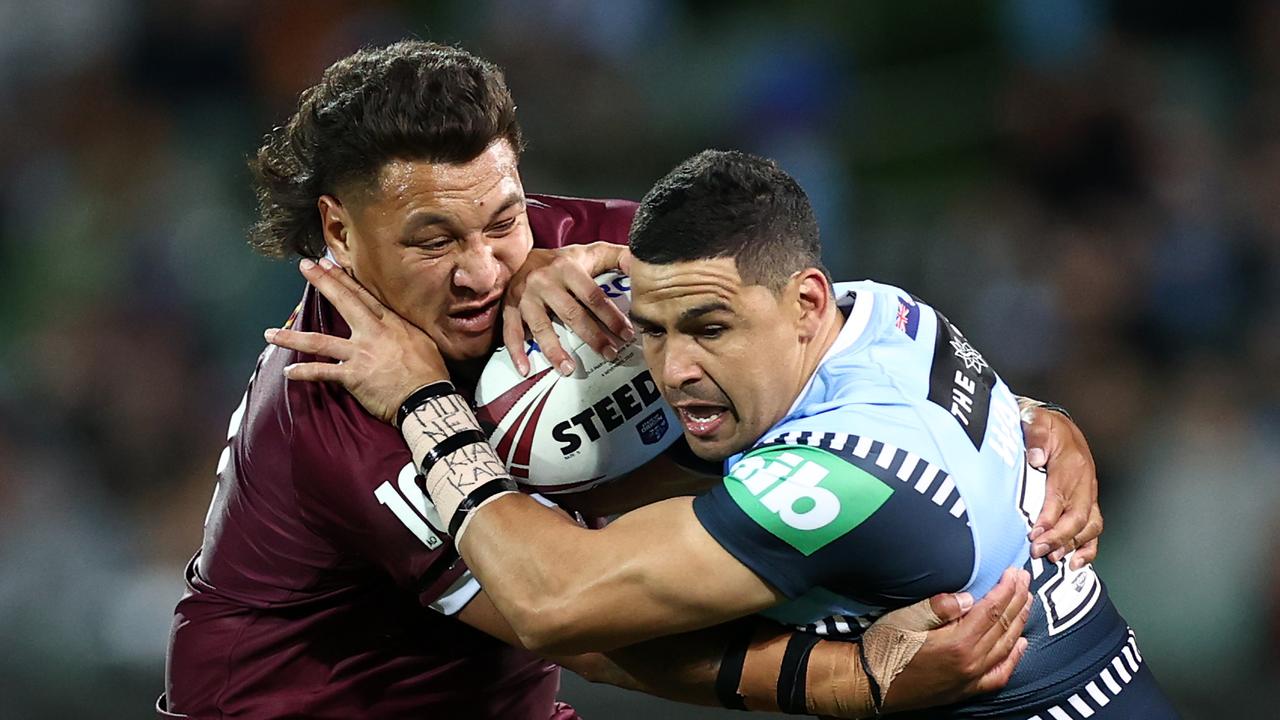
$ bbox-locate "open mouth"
[446,298,501,334]
[676,405,730,437]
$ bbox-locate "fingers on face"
[336,266,386,319]
[563,269,634,342]
[283,361,345,384]
[530,284,621,360]
[265,328,353,361]
[501,304,532,377]
[300,259,382,326]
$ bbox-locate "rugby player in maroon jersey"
[164,41,1102,719]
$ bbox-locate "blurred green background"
[0,1,1275,717]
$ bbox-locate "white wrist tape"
[399,393,512,529]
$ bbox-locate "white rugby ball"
[474,271,680,494]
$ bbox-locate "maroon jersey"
[164,195,636,719]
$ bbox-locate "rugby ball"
[474,271,680,494]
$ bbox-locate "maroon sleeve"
[525,193,636,249]
[286,288,474,611]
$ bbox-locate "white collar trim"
[782,288,873,419]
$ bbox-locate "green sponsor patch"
[724,444,892,555]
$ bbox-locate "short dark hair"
[628,150,828,291]
[249,41,523,258]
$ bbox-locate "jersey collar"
[780,285,873,421]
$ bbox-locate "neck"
[790,298,847,406]
[447,357,487,396]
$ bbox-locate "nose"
[660,337,704,390]
[453,240,500,294]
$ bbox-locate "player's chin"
[680,423,742,462]
[438,328,499,365]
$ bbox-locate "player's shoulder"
[525,193,637,248]
[746,428,960,505]
[828,278,933,346]
[244,289,410,491]
[714,428,970,560]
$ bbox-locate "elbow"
[568,655,617,686]
[508,597,601,656]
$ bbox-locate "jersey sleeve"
[692,432,976,604]
[525,194,637,248]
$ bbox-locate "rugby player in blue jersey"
[269,150,1153,718]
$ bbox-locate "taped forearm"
[716,615,932,719]
[396,382,517,537]
[716,623,873,717]
[399,383,596,652]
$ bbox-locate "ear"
[317,195,355,269]
[792,268,832,342]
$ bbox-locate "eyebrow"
[629,301,732,327]
[400,192,526,235]
[401,211,451,235]
[488,192,526,221]
[679,302,732,322]
[628,309,656,327]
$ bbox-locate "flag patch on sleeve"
[895,297,920,339]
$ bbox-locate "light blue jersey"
[693,281,1176,719]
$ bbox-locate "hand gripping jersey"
[693,282,1179,720]
[162,195,635,719]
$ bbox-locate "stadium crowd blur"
[0,1,1274,717]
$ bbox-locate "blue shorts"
[1013,630,1180,720]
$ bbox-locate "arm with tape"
[714,570,1030,718]
[573,569,1031,719]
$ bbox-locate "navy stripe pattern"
[759,431,970,523]
[791,612,880,637]
[1024,629,1147,720]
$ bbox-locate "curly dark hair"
[629,150,829,291]
[248,40,523,259]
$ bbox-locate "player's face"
[322,140,532,366]
[629,257,810,461]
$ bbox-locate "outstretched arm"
[579,571,1030,718]
[464,572,1031,718]
[464,493,783,653]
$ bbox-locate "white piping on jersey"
[792,612,880,637]
[759,431,971,523]
[1023,628,1146,720]
[782,286,875,421]
[428,570,481,616]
